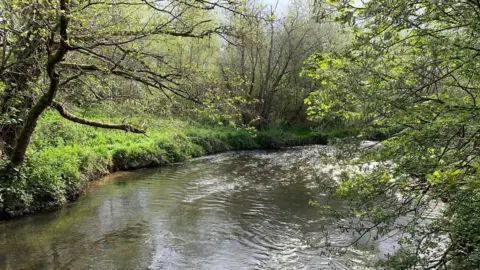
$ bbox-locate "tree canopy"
[0,0,340,166]
[0,0,239,166]
[305,0,480,268]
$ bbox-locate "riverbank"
[1,113,347,219]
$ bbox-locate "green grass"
[0,111,336,218]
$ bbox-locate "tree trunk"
[261,14,275,123]
[11,0,70,167]
[0,33,44,156]
[11,72,61,166]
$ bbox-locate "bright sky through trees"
[262,0,289,12]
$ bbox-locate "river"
[0,146,382,269]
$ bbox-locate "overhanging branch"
[51,101,146,134]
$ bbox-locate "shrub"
[112,143,165,170]
[0,165,33,217]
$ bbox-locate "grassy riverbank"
[0,112,343,218]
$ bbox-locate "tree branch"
[51,101,146,134]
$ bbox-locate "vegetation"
[1,110,333,217]
[305,0,480,269]
[0,0,341,217]
[1,0,479,268]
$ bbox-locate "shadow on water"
[0,146,382,270]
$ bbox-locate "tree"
[306,0,480,268]
[220,0,344,127]
[0,0,238,166]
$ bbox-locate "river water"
[0,146,381,270]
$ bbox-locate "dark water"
[0,146,380,270]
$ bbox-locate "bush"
[26,146,83,203]
[112,143,165,170]
[0,165,33,217]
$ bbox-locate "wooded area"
[1,0,479,269]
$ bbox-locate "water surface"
[0,146,379,269]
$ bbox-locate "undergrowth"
[0,111,339,218]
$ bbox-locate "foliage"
[0,0,241,165]
[0,0,346,168]
[218,0,346,126]
[0,165,32,217]
[307,0,480,269]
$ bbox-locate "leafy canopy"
[306,0,480,269]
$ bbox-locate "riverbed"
[0,146,381,269]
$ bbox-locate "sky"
[260,0,290,13]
